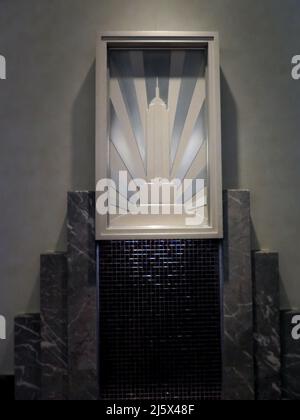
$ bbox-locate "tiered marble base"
[15,192,98,401]
[13,190,300,400]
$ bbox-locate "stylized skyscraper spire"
[155,77,160,99]
[146,77,170,180]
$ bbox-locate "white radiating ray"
[110,141,133,183]
[180,176,206,205]
[184,139,207,181]
[130,51,148,142]
[171,77,206,179]
[110,56,146,163]
[185,186,207,210]
[110,78,146,179]
[174,103,207,181]
[183,179,206,205]
[110,142,136,210]
[184,185,207,227]
[168,51,185,137]
[110,103,145,182]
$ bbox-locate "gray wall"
[0,0,300,375]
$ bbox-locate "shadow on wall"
[51,62,96,253]
[251,219,260,251]
[280,273,291,311]
[220,70,239,189]
[71,62,96,191]
[55,215,68,253]
[251,216,290,309]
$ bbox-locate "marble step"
[281,310,300,400]
[67,192,98,400]
[40,252,68,400]
[222,190,255,400]
[15,314,41,400]
[252,251,281,400]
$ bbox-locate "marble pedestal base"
[222,190,255,400]
[40,252,68,400]
[253,251,281,400]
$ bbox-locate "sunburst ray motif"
[108,49,209,226]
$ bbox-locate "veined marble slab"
[67,192,98,400]
[15,314,41,400]
[41,252,68,400]
[222,190,255,400]
[253,251,281,400]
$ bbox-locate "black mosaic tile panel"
[99,240,222,400]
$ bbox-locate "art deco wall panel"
[96,33,222,239]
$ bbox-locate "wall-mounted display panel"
[96,32,222,239]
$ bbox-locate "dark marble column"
[40,252,68,400]
[222,190,255,400]
[253,251,281,400]
[15,314,41,400]
[67,192,98,400]
[281,310,300,400]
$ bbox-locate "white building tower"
[146,80,170,181]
